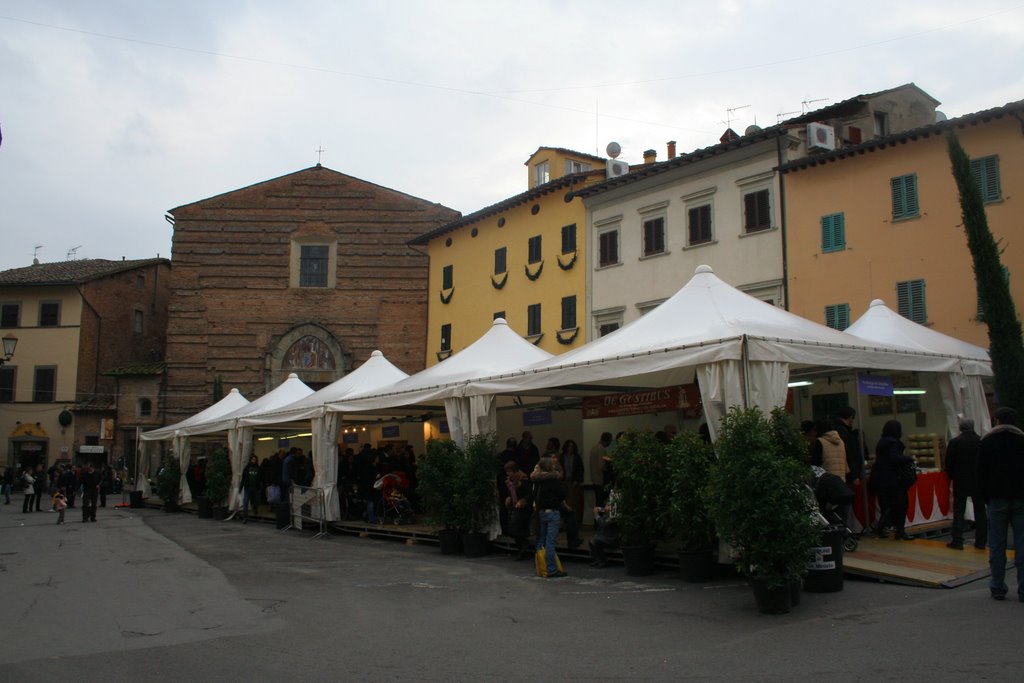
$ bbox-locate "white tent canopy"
[465,266,969,439]
[175,373,314,506]
[846,298,992,436]
[329,318,554,446]
[237,350,411,521]
[137,388,250,500]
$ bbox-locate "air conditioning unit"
[606,159,630,178]
[807,122,836,151]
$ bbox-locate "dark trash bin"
[275,502,291,529]
[129,490,144,508]
[805,525,844,593]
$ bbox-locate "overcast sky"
[1,1,1022,271]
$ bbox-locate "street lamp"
[1,335,17,366]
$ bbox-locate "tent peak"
[369,350,383,357]
[492,317,508,327]
[695,264,713,274]
[869,299,886,308]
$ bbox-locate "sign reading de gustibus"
[582,385,702,420]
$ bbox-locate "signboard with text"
[582,384,702,420]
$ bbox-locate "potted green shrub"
[666,432,718,582]
[707,407,821,614]
[418,439,464,554]
[454,433,500,558]
[204,447,232,520]
[612,430,671,576]
[156,457,181,512]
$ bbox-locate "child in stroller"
[810,466,858,552]
[373,471,415,525]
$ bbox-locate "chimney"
[643,149,657,164]
[667,141,676,159]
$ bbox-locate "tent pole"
[854,376,870,533]
[740,335,750,409]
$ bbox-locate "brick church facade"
[164,165,460,422]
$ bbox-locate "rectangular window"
[873,112,888,137]
[642,217,666,256]
[441,265,453,290]
[528,235,542,264]
[33,366,56,402]
[133,310,144,334]
[1,303,21,327]
[39,302,60,327]
[534,161,550,186]
[599,322,620,337]
[493,311,505,321]
[561,295,577,330]
[598,230,619,267]
[824,303,850,331]
[299,245,330,287]
[821,213,846,253]
[970,155,1001,203]
[561,224,577,254]
[136,275,145,289]
[688,205,713,245]
[0,367,15,402]
[440,324,451,352]
[896,279,927,324]
[890,174,919,220]
[743,189,771,233]
[527,303,542,336]
[494,247,507,275]
[564,160,592,174]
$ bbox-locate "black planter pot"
[162,500,179,513]
[790,578,802,607]
[462,531,490,558]
[678,548,716,583]
[196,496,213,519]
[750,576,792,615]
[622,543,656,576]
[437,528,463,555]
[212,506,228,521]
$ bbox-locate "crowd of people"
[2,461,116,523]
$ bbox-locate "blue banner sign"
[341,432,359,444]
[440,420,449,434]
[382,425,400,438]
[523,409,553,426]
[858,374,893,397]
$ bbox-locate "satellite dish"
[745,124,763,136]
[606,141,621,159]
[935,111,948,123]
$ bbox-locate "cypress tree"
[212,375,224,403]
[947,131,1024,409]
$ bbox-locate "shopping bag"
[534,547,564,578]
[266,484,281,503]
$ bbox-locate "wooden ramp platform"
[844,536,995,588]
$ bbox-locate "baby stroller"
[810,466,858,552]
[374,472,415,525]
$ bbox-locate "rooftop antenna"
[66,245,82,260]
[721,104,751,130]
[33,245,43,264]
[315,145,325,166]
[776,109,801,123]
[801,98,828,114]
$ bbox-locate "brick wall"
[164,166,459,421]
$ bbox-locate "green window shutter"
[821,213,845,252]
[897,279,927,324]
[969,156,1001,203]
[825,303,850,330]
[891,174,919,220]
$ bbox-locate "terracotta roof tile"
[0,258,168,286]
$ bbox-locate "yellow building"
[782,100,1024,347]
[412,148,608,364]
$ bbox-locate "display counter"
[852,470,952,532]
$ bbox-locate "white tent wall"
[312,412,340,521]
[173,434,192,505]
[226,426,253,512]
[137,440,155,497]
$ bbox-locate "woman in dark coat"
[873,419,916,540]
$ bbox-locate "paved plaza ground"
[1,503,1020,681]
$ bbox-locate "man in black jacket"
[833,407,864,486]
[945,418,985,550]
[978,406,1024,601]
[80,463,101,522]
